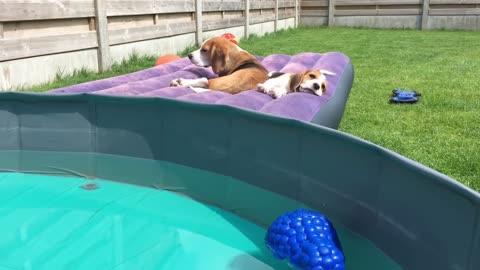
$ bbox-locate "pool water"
[0,151,403,270]
[0,173,276,270]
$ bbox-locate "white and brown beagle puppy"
[170,36,269,94]
[257,69,336,99]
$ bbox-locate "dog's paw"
[258,84,288,98]
[170,78,183,87]
[257,83,267,93]
[266,87,288,99]
[189,86,210,93]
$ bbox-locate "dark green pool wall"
[0,92,479,270]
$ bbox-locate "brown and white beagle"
[170,36,269,94]
[257,69,336,99]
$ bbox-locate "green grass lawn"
[23,26,480,191]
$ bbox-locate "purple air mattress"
[48,52,354,129]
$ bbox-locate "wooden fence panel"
[0,0,298,89]
[429,7,480,15]
[335,3,423,15]
[301,9,329,16]
[203,0,245,11]
[106,0,154,16]
[154,0,196,13]
[280,0,297,8]
[0,0,95,21]
[106,0,196,16]
[203,16,245,31]
[302,0,329,7]
[301,0,479,30]
[335,0,422,5]
[301,0,329,20]
[0,32,97,61]
[249,10,276,24]
[430,0,480,4]
[109,22,195,45]
[250,0,276,10]
[279,7,297,19]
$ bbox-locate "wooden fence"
[0,0,298,89]
[1,0,478,89]
[301,0,480,30]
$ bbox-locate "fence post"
[421,0,430,30]
[328,0,335,26]
[294,0,299,27]
[195,0,203,45]
[245,0,250,38]
[94,0,111,72]
[275,0,279,31]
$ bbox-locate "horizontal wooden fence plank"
[279,12,296,19]
[302,0,329,7]
[335,0,423,5]
[0,32,97,61]
[429,7,480,15]
[155,0,195,13]
[203,0,245,11]
[106,0,154,16]
[0,0,95,21]
[335,8,422,16]
[203,18,245,31]
[301,0,424,9]
[430,0,480,4]
[106,0,195,16]
[250,1,276,9]
[250,14,276,24]
[279,0,296,8]
[301,9,329,16]
[109,21,195,45]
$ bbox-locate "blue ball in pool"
[265,209,345,270]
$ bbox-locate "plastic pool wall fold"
[0,92,479,270]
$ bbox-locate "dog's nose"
[188,53,193,59]
[313,82,320,90]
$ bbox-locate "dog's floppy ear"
[289,71,308,92]
[223,50,255,75]
[211,44,227,75]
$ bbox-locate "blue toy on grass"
[390,88,421,103]
[265,209,345,270]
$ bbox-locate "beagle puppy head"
[187,36,250,76]
[290,69,336,96]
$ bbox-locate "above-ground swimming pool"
[0,152,400,270]
[0,93,479,270]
